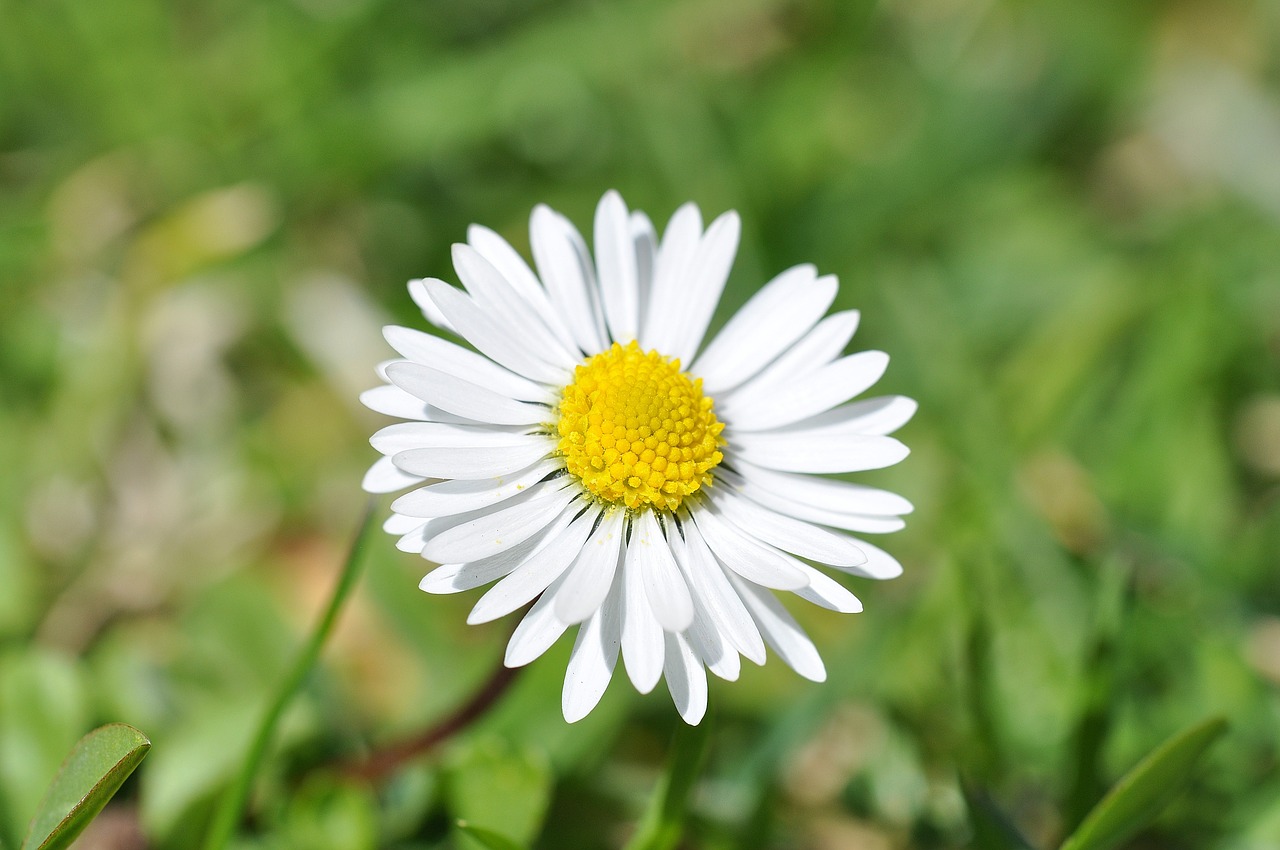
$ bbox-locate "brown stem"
[339,659,521,783]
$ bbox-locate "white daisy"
[362,191,913,725]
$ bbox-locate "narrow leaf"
[623,717,711,850]
[457,821,528,850]
[22,723,150,850]
[961,780,1036,850]
[1059,716,1228,850]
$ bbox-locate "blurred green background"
[2,0,1279,847]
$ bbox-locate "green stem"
[624,709,712,850]
[201,503,375,850]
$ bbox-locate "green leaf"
[624,718,711,850]
[444,738,551,850]
[456,821,529,850]
[960,780,1036,850]
[1059,716,1228,850]
[21,723,150,850]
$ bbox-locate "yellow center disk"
[556,341,724,511]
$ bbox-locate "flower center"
[556,341,724,511]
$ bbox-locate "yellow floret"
[556,341,724,511]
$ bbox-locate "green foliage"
[624,719,710,850]
[1060,717,1229,850]
[1,0,1278,847]
[444,739,551,850]
[21,724,150,850]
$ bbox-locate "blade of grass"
[201,503,375,850]
[623,714,711,850]
[1059,716,1228,850]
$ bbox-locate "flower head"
[363,191,914,724]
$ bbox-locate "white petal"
[777,395,917,437]
[674,519,766,664]
[631,511,695,632]
[719,310,860,404]
[723,473,907,533]
[691,505,808,590]
[467,508,596,623]
[631,211,657,343]
[383,325,554,403]
[386,361,550,426]
[362,456,424,494]
[504,575,571,667]
[371,421,533,455]
[721,350,889,431]
[384,512,423,535]
[709,489,869,567]
[692,266,835,393]
[664,632,708,725]
[407,278,456,334]
[452,245,579,367]
[730,575,827,682]
[530,205,606,355]
[554,510,625,625]
[395,521,428,553]
[790,563,863,613]
[467,223,578,352]
[423,278,570,385]
[562,573,622,723]
[594,190,639,343]
[422,483,576,564]
[685,607,740,682]
[361,384,437,421]
[731,433,909,474]
[642,202,702,354]
[732,459,914,516]
[417,512,562,594]
[829,536,905,580]
[392,458,563,518]
[669,210,740,367]
[620,537,666,694]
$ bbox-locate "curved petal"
[620,535,666,694]
[385,361,550,426]
[467,223,578,352]
[362,455,424,494]
[691,504,808,590]
[730,575,827,682]
[504,573,572,667]
[674,519,766,663]
[392,458,563,518]
[563,573,622,722]
[641,203,702,354]
[467,507,596,623]
[594,190,639,343]
[692,266,834,393]
[730,433,909,474]
[668,210,740,367]
[718,310,860,405]
[530,205,606,355]
[631,511,694,632]
[732,459,914,516]
[422,483,577,564]
[423,278,570,385]
[383,325,555,403]
[708,488,869,567]
[555,509,625,625]
[664,632,708,725]
[452,245,579,367]
[721,350,889,431]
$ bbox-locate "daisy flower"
[362,191,913,725]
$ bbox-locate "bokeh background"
[2,0,1280,848]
